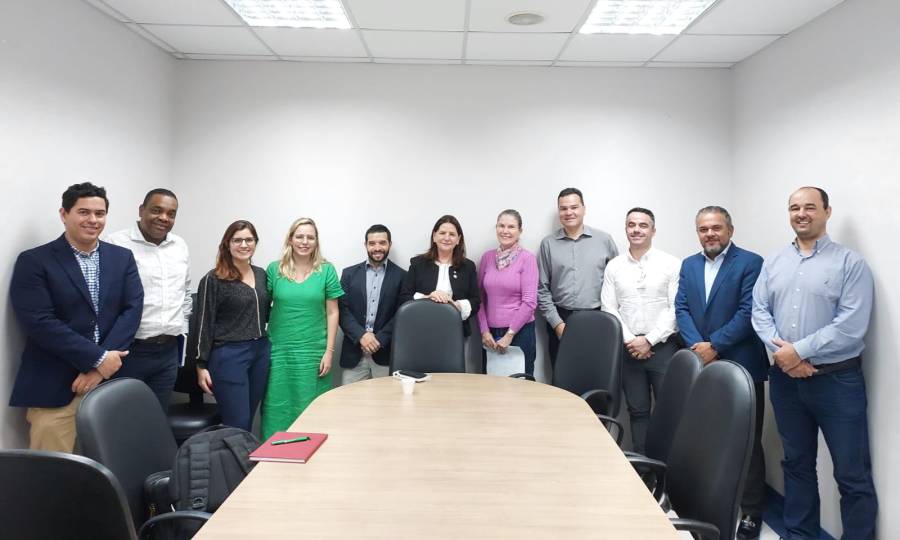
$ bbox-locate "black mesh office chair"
[76,378,181,527]
[552,310,624,418]
[0,449,208,540]
[630,360,756,540]
[390,300,466,373]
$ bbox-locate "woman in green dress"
[262,217,343,439]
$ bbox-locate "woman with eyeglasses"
[187,220,271,433]
[476,209,539,376]
[261,218,343,439]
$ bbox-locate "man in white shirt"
[107,188,191,410]
[600,207,680,454]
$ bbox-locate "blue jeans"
[208,338,271,433]
[113,339,179,411]
[769,365,877,540]
[481,321,536,376]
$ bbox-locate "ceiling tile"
[141,25,272,55]
[344,0,466,31]
[688,0,845,35]
[554,61,644,67]
[102,0,242,25]
[560,34,675,62]
[374,58,461,64]
[653,34,779,63]
[465,32,569,61]
[362,30,463,59]
[467,59,553,66]
[181,54,274,61]
[468,0,593,33]
[255,28,367,57]
[646,61,734,68]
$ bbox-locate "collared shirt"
[601,247,680,345]
[751,234,874,365]
[704,242,732,301]
[364,262,385,332]
[70,242,106,367]
[538,225,619,328]
[107,223,191,338]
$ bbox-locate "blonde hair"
[278,217,326,280]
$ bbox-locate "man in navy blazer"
[9,183,143,452]
[338,224,406,384]
[675,205,768,540]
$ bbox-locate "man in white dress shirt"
[600,207,680,453]
[107,188,191,410]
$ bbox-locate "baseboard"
[763,485,837,540]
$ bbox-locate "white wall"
[732,0,900,536]
[1,0,176,448]
[170,61,733,378]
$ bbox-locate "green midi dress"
[261,261,344,439]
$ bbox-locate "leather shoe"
[736,514,761,540]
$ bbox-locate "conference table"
[194,373,678,539]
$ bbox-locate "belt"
[133,335,178,346]
[812,356,860,375]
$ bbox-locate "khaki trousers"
[26,395,83,453]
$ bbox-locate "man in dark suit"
[674,205,769,540]
[338,224,406,384]
[9,182,143,452]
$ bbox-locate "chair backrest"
[174,295,203,402]
[390,300,465,373]
[552,310,624,416]
[643,348,703,462]
[666,360,756,540]
[0,449,137,540]
[77,378,179,527]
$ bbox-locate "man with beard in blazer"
[674,205,769,540]
[338,224,406,384]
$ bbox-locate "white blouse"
[413,262,472,320]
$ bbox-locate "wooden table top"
[194,373,678,539]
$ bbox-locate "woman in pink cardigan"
[477,209,539,375]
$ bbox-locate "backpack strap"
[222,434,256,475]
[186,439,212,512]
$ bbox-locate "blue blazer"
[9,235,143,407]
[338,259,406,368]
[675,243,769,382]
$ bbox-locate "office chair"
[552,310,623,417]
[168,297,220,445]
[390,299,465,373]
[76,378,180,527]
[629,360,755,540]
[0,449,208,540]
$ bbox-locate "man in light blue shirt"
[752,187,877,540]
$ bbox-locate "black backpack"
[169,425,260,513]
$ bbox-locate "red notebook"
[249,432,328,464]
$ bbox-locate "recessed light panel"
[224,0,352,29]
[580,0,716,35]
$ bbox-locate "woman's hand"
[495,332,514,353]
[197,367,213,395]
[319,350,333,376]
[481,331,497,350]
[428,290,452,303]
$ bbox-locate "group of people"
[9,183,876,540]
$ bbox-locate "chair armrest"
[138,510,212,540]
[627,455,667,502]
[596,414,624,445]
[670,518,720,540]
[143,469,174,517]
[508,373,535,381]
[623,450,641,458]
[580,389,612,416]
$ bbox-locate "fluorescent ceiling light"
[224,0,352,29]
[580,0,716,35]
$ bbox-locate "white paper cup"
[401,377,416,395]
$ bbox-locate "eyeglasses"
[230,237,257,246]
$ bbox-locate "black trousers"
[743,380,767,516]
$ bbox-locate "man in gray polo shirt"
[538,187,619,370]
